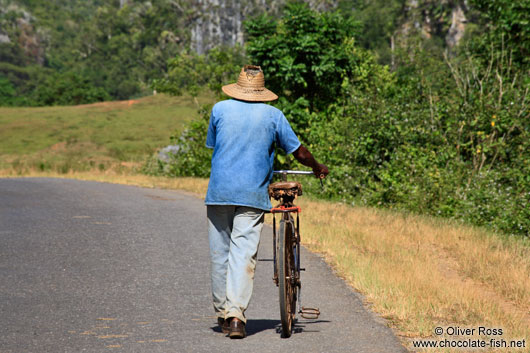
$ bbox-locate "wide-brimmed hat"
[222,65,278,102]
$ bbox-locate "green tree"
[469,0,530,65]
[244,1,391,147]
[338,0,404,64]
[245,3,363,112]
[152,45,245,97]
[0,75,16,105]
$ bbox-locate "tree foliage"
[153,1,529,236]
[33,72,110,105]
[245,3,363,112]
[469,0,530,65]
[152,46,246,97]
[0,0,190,105]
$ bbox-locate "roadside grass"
[0,169,210,197]
[0,93,214,174]
[296,197,530,352]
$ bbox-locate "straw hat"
[222,65,278,102]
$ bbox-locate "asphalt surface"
[0,178,407,353]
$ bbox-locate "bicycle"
[269,170,321,338]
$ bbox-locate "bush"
[143,105,213,178]
[307,42,530,236]
[0,75,16,105]
[33,72,110,106]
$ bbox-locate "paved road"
[0,178,407,353]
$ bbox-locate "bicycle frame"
[271,206,300,288]
[270,170,306,287]
[270,170,320,327]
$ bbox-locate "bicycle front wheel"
[278,216,297,338]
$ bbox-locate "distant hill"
[0,0,471,106]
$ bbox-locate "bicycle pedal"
[300,307,320,319]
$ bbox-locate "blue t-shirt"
[205,99,301,211]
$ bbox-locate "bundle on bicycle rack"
[268,181,302,207]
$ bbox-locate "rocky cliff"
[189,0,338,54]
[189,0,469,54]
[0,2,46,65]
[396,0,468,48]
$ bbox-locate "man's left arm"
[292,145,329,178]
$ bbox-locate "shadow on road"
[210,318,330,337]
[210,319,281,336]
[246,319,281,336]
[290,319,330,334]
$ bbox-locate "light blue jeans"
[207,205,264,323]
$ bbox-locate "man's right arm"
[292,145,329,178]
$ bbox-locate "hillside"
[0,93,214,173]
[0,0,473,105]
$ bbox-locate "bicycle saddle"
[268,181,303,200]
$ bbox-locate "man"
[205,65,328,338]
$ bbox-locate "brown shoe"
[228,317,246,339]
[217,317,230,334]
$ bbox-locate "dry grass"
[2,171,528,352]
[293,197,530,352]
[0,169,209,198]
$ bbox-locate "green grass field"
[0,93,214,174]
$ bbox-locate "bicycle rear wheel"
[278,216,298,337]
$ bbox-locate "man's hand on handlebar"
[292,145,329,179]
[313,163,329,179]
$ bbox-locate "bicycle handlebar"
[274,170,325,186]
[274,170,326,188]
[273,170,314,175]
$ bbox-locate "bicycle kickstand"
[298,288,320,319]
